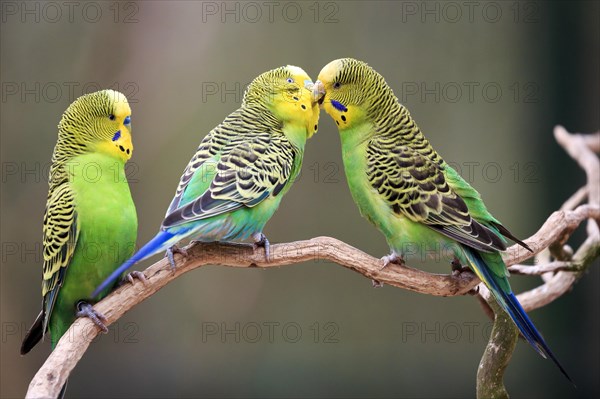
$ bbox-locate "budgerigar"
[313,58,571,382]
[93,65,321,296]
[21,90,138,396]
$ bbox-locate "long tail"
[92,230,177,298]
[463,246,574,384]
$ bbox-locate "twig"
[517,232,599,312]
[502,204,598,266]
[508,261,580,275]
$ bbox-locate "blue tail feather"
[464,247,574,385]
[92,230,177,298]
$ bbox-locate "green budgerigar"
[93,65,322,296]
[313,58,572,382]
[21,90,138,395]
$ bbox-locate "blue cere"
[331,100,348,112]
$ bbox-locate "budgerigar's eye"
[286,78,294,83]
[109,114,116,121]
[333,82,341,89]
[124,116,131,125]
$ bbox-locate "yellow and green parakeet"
[21,90,138,396]
[93,65,321,296]
[313,58,571,382]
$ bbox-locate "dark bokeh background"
[1,1,598,398]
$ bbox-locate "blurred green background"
[1,1,598,398]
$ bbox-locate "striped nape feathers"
[242,65,320,138]
[316,58,441,162]
[317,58,399,121]
[54,90,133,165]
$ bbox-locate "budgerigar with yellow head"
[21,90,138,397]
[313,58,572,382]
[93,65,322,295]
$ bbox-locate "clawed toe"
[126,271,147,285]
[376,252,404,286]
[372,279,384,288]
[166,245,188,269]
[380,253,404,270]
[252,233,270,261]
[451,258,471,276]
[452,267,472,277]
[76,301,108,333]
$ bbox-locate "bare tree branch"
[516,128,599,312]
[508,261,580,275]
[26,128,600,399]
[476,127,599,399]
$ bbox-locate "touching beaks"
[312,80,326,104]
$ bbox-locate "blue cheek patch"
[112,131,121,141]
[124,115,131,125]
[331,100,348,112]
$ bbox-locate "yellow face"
[94,90,134,162]
[271,65,322,139]
[314,58,368,132]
